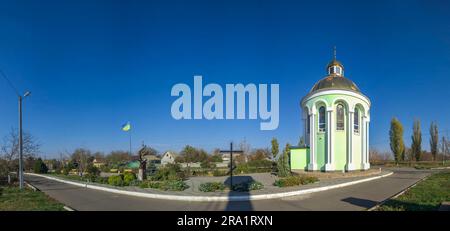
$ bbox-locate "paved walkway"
[24,168,434,210]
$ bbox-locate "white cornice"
[301,89,371,107]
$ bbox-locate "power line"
[0,68,20,96]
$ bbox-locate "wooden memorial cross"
[219,142,243,189]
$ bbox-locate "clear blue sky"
[0,0,449,157]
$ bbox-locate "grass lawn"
[377,171,450,211]
[0,186,65,211]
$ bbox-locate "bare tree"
[71,148,92,177]
[0,128,40,172]
[239,139,251,162]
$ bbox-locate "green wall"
[290,148,309,170]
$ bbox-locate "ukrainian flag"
[122,122,131,132]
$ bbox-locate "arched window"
[354,108,360,133]
[336,104,345,130]
[319,106,326,132]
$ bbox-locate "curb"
[24,179,77,211]
[24,181,39,191]
[63,206,76,211]
[367,174,430,211]
[26,171,393,202]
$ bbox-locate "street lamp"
[1,69,31,190]
[18,91,31,189]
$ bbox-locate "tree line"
[389,118,449,164]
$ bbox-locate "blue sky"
[0,0,449,157]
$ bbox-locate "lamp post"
[18,91,31,190]
[0,69,31,190]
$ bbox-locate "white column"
[303,110,309,147]
[364,120,370,169]
[346,110,355,171]
[308,110,317,171]
[325,108,334,171]
[361,116,366,169]
[303,113,308,147]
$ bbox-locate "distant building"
[221,152,243,163]
[143,154,161,164]
[93,158,106,168]
[161,151,178,165]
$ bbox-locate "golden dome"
[310,75,360,93]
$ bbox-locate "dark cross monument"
[220,142,243,189]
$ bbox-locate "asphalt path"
[24,168,434,211]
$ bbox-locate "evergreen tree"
[429,122,439,161]
[277,143,291,177]
[411,119,422,161]
[33,158,48,174]
[389,118,405,165]
[271,138,279,160]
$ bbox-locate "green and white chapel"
[290,50,371,172]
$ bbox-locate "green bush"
[139,181,149,188]
[108,175,124,186]
[123,172,136,185]
[33,158,48,174]
[234,159,273,174]
[152,163,185,181]
[199,182,226,192]
[86,165,100,176]
[146,180,189,191]
[274,175,318,187]
[232,180,264,192]
[94,176,109,184]
[248,181,264,190]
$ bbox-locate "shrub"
[232,180,264,192]
[152,163,185,181]
[274,175,318,187]
[147,180,189,191]
[139,181,149,188]
[234,159,273,174]
[127,179,140,186]
[123,172,136,185]
[33,158,48,174]
[94,177,109,184]
[86,165,100,176]
[108,175,124,186]
[212,169,228,177]
[248,181,264,190]
[198,182,226,192]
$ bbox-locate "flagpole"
[129,129,132,155]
